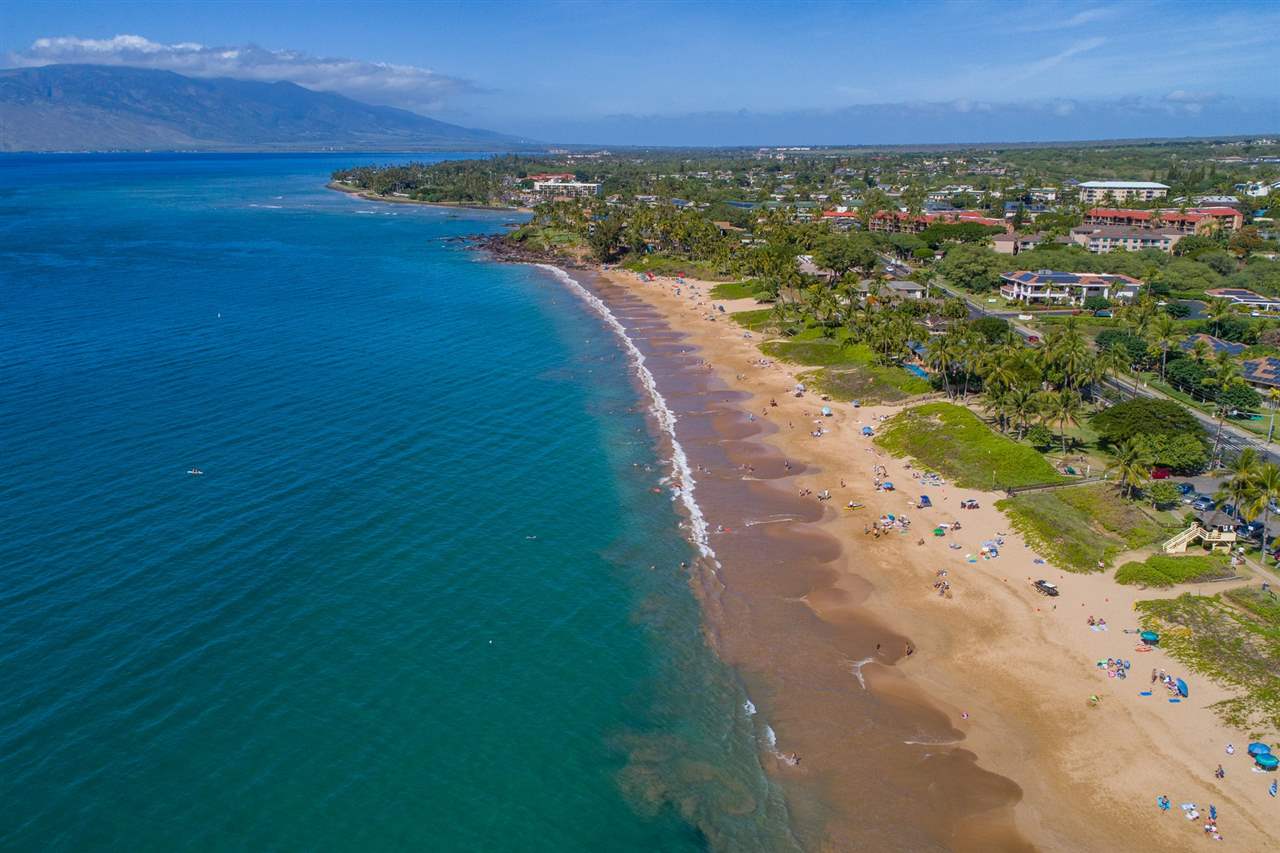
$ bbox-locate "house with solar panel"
[1180,333,1246,357]
[1242,357,1280,391]
[998,270,1142,306]
[1204,287,1280,313]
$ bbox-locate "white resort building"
[1077,181,1170,203]
[999,270,1143,306]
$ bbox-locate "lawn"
[730,308,776,333]
[710,279,769,300]
[997,484,1176,572]
[1136,588,1280,734]
[761,339,932,402]
[621,253,733,281]
[876,402,1064,490]
[1115,553,1236,587]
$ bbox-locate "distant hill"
[0,64,534,152]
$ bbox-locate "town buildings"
[1083,206,1244,233]
[999,270,1143,306]
[1069,225,1183,253]
[1077,181,1170,203]
[867,210,1008,234]
[524,174,601,200]
[1204,288,1280,312]
[992,232,1047,254]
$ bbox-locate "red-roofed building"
[820,209,862,230]
[867,209,1010,234]
[1084,206,1243,234]
[527,173,575,182]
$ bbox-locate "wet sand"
[563,267,1279,851]
[578,272,1029,850]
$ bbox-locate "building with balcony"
[1084,206,1243,233]
[1070,225,1183,253]
[999,270,1142,306]
[1078,181,1170,203]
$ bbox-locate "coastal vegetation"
[1114,553,1235,587]
[875,402,1064,489]
[997,485,1176,572]
[1137,588,1280,733]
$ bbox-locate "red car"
[1151,466,1171,479]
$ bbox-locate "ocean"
[0,154,793,851]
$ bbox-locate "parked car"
[1026,335,1041,344]
[1191,496,1216,511]
[1176,482,1196,496]
[1237,521,1265,540]
[1033,580,1060,597]
[1151,466,1171,480]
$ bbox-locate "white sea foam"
[849,656,874,690]
[535,264,716,562]
[534,265,790,758]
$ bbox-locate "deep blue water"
[0,154,789,850]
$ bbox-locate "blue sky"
[3,0,1277,145]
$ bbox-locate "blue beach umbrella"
[1176,678,1188,698]
[1140,630,1159,645]
[1255,753,1279,771]
[1247,742,1272,757]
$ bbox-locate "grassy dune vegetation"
[876,402,1064,489]
[760,339,932,403]
[1137,588,1280,733]
[1114,553,1235,587]
[997,484,1175,572]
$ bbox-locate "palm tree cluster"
[1212,448,1280,562]
[934,318,1120,453]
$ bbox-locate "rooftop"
[1242,357,1280,388]
[1002,270,1143,287]
[1181,334,1246,357]
[1079,181,1170,189]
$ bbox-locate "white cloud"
[6,34,481,114]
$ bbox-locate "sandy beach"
[579,265,1279,850]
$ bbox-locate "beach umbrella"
[1247,742,1272,757]
[1256,753,1279,771]
[1176,678,1188,698]
[1140,630,1159,645]
[821,406,832,417]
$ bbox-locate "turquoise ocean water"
[0,155,790,850]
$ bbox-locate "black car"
[1033,580,1060,597]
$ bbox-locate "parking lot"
[1172,473,1280,554]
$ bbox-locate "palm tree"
[1004,385,1040,440]
[1043,388,1085,454]
[1216,447,1260,522]
[1249,463,1280,564]
[1205,299,1232,338]
[1096,345,1131,400]
[926,336,958,399]
[1208,360,1245,466]
[1189,337,1212,364]
[1267,387,1280,444]
[1107,438,1154,499]
[1148,313,1180,380]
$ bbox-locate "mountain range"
[0,64,532,152]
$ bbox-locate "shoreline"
[326,181,532,213]
[529,258,1279,849]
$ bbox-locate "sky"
[2,0,1278,146]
